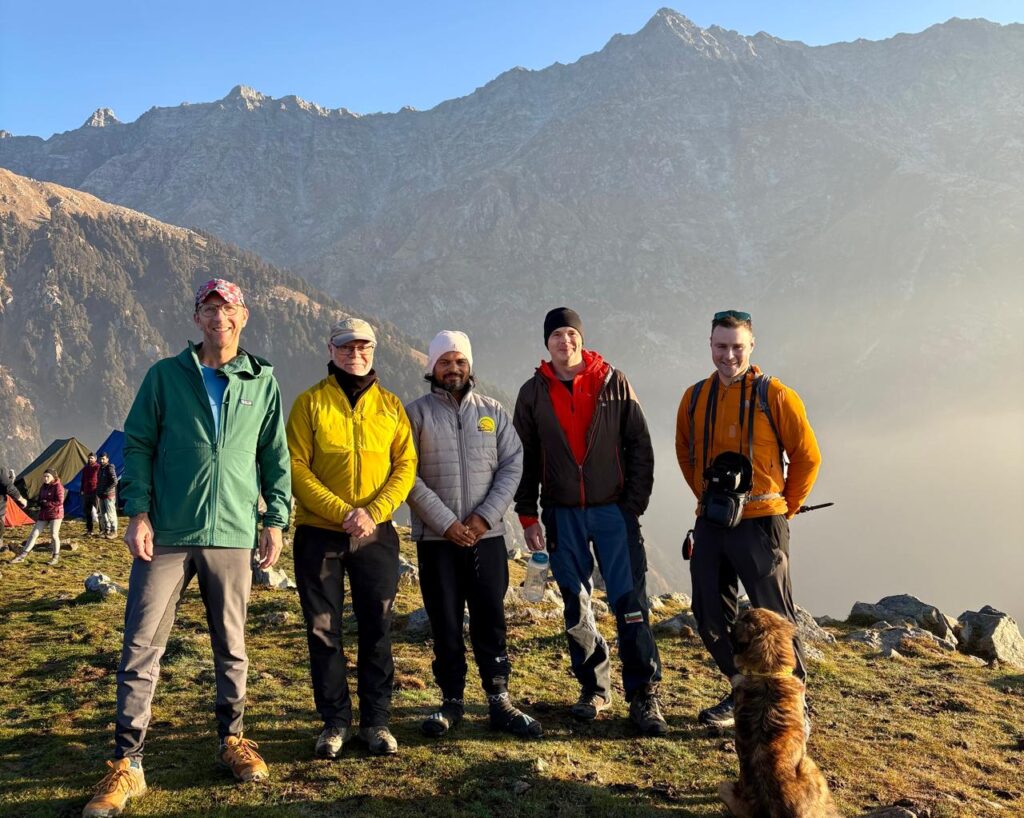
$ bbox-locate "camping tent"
[15,437,91,500]
[4,495,33,527]
[65,430,126,518]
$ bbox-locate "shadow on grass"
[5,756,721,818]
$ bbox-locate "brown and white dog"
[718,607,840,818]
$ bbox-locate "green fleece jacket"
[121,342,291,548]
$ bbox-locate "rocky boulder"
[654,611,699,635]
[844,623,955,658]
[398,555,419,586]
[405,606,469,637]
[84,572,124,597]
[849,594,958,647]
[252,566,296,590]
[957,606,1024,668]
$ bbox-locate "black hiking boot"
[488,692,543,739]
[698,692,735,728]
[421,698,465,738]
[629,688,668,736]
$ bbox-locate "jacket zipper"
[451,394,471,520]
[577,368,614,508]
[209,378,229,545]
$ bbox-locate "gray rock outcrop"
[84,572,124,597]
[849,595,958,648]
[252,566,296,590]
[957,606,1024,668]
[844,623,955,658]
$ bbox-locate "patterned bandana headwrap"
[194,278,245,310]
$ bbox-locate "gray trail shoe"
[629,690,669,736]
[315,725,353,759]
[570,689,612,721]
[698,692,735,728]
[358,725,398,755]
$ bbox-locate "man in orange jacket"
[675,310,821,729]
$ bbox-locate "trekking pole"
[795,502,834,515]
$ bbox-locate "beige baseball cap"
[329,317,376,346]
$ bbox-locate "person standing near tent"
[13,469,64,566]
[82,278,291,818]
[96,452,119,539]
[80,453,101,537]
[1,465,29,552]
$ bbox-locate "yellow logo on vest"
[477,416,496,433]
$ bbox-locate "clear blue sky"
[1,1,1020,138]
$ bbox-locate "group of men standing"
[81,279,820,818]
[79,452,121,539]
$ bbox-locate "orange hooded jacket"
[674,365,821,520]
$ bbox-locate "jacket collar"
[182,341,270,379]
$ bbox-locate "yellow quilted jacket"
[286,376,416,532]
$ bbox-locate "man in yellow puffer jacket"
[287,317,416,758]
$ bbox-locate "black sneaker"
[488,692,543,739]
[570,690,612,721]
[629,691,668,736]
[422,698,465,738]
[698,693,735,728]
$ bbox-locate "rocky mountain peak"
[82,108,120,128]
[634,6,759,60]
[222,84,269,110]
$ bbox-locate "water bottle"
[523,551,550,603]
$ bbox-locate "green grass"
[1,519,1022,817]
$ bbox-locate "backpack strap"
[687,378,707,468]
[755,374,786,470]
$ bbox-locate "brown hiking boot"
[570,689,612,721]
[218,734,269,782]
[82,758,147,817]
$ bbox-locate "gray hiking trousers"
[114,546,253,759]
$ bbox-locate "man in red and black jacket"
[513,307,665,735]
[80,453,101,536]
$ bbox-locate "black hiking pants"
[294,523,400,729]
[690,514,807,681]
[82,493,100,533]
[416,535,510,699]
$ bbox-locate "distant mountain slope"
[0,168,433,468]
[1,10,1022,409]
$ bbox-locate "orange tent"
[4,495,33,527]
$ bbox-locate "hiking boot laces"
[93,760,139,798]
[637,694,664,723]
[228,736,261,762]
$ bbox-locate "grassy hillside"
[1,519,1021,817]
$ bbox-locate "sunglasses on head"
[712,310,752,323]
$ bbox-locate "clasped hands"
[444,513,489,547]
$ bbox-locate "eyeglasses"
[332,341,376,356]
[712,310,752,323]
[197,303,243,318]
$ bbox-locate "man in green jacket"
[84,279,291,818]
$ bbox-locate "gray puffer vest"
[404,385,523,541]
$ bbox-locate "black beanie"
[543,307,583,346]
